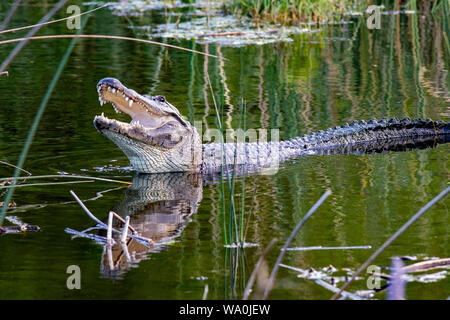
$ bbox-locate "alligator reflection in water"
[81,135,447,277]
[100,172,202,277]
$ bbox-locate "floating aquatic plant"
[140,15,314,46]
[83,0,222,16]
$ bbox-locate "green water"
[0,1,448,300]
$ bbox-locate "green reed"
[207,67,250,247]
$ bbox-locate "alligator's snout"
[97,77,123,90]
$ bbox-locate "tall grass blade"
[0,0,22,32]
[0,4,108,35]
[0,0,70,73]
[0,5,92,225]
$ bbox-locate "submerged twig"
[332,186,450,300]
[315,279,365,300]
[65,227,108,244]
[0,215,40,235]
[279,264,365,300]
[263,190,332,299]
[0,224,40,235]
[284,245,371,251]
[402,258,450,273]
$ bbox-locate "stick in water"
[107,211,114,247]
[121,216,130,244]
[70,190,107,228]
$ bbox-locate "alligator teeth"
[112,88,116,94]
[101,112,105,117]
[128,100,133,107]
[98,96,105,105]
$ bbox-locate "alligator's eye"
[155,95,166,103]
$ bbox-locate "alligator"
[93,78,449,174]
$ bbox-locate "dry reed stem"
[0,35,223,60]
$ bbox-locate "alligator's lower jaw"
[93,114,156,146]
[93,115,202,173]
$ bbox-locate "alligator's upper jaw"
[95,77,166,129]
[94,77,175,147]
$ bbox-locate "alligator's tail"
[202,117,448,175]
[282,117,449,155]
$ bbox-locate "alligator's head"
[94,78,202,173]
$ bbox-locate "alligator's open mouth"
[93,78,202,173]
[93,78,188,148]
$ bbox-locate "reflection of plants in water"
[205,65,254,298]
[205,66,250,247]
[224,247,247,299]
[222,100,254,299]
[222,100,250,247]
[225,0,369,25]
